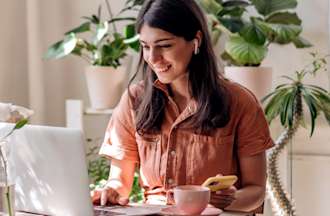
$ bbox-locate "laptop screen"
[0,123,94,216]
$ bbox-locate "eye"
[159,44,172,48]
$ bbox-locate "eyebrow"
[140,37,175,44]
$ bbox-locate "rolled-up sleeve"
[99,90,139,163]
[235,88,274,157]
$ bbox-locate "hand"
[210,186,237,210]
[91,187,129,206]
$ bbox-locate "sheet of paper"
[94,204,167,216]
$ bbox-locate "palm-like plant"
[261,52,330,216]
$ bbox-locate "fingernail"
[100,192,106,206]
[118,197,128,205]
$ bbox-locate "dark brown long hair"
[129,0,231,135]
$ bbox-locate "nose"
[148,48,162,64]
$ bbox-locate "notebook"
[0,123,94,216]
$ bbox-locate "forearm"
[225,185,265,212]
[106,159,136,197]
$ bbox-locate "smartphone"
[202,175,238,191]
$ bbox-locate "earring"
[194,40,200,55]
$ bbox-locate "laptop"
[0,123,94,216]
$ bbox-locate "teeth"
[155,65,171,72]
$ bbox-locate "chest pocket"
[190,133,234,184]
[135,133,162,186]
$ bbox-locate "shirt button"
[168,178,174,185]
[170,150,176,157]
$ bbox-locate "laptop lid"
[0,123,94,216]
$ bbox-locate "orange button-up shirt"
[99,79,274,204]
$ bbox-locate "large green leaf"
[280,90,293,125]
[65,22,91,35]
[239,22,267,45]
[219,6,245,17]
[269,23,302,44]
[263,87,292,123]
[108,17,136,24]
[124,24,140,52]
[302,87,318,136]
[253,19,274,38]
[82,15,100,24]
[98,33,128,67]
[219,17,244,33]
[251,0,297,16]
[293,36,313,48]
[199,0,223,15]
[92,21,109,45]
[14,119,29,130]
[222,0,250,8]
[286,89,296,127]
[266,12,301,25]
[309,88,330,125]
[44,33,78,59]
[225,35,267,66]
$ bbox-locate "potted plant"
[45,0,139,109]
[198,0,312,100]
[261,52,330,216]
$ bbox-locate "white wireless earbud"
[194,39,200,55]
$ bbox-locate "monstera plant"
[262,52,330,216]
[199,0,312,66]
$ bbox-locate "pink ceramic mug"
[173,185,210,215]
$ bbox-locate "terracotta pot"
[224,66,272,101]
[85,65,128,109]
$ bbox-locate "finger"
[215,186,236,195]
[211,201,232,207]
[209,200,232,209]
[216,190,234,196]
[215,173,223,177]
[210,198,235,208]
[107,189,120,204]
[211,196,236,204]
[91,190,101,205]
[100,189,109,206]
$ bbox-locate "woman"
[93,0,274,212]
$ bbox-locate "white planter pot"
[224,66,272,101]
[85,66,128,109]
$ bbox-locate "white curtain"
[0,0,127,126]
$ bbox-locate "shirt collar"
[152,79,198,115]
[153,79,170,96]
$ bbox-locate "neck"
[168,74,191,112]
[169,74,190,101]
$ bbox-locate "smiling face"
[139,24,195,86]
